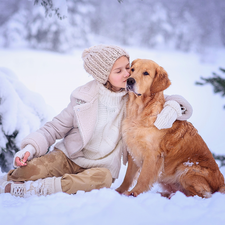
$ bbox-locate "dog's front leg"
[126,153,164,197]
[116,153,139,194]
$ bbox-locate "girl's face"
[108,56,130,91]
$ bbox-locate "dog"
[116,59,225,198]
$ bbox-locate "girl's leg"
[61,168,112,194]
[7,149,84,181]
[2,149,85,197]
[2,149,112,196]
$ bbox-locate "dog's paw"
[159,191,176,199]
[116,187,126,194]
[115,189,123,194]
[124,190,139,197]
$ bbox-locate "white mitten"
[154,100,182,130]
[164,94,193,120]
[13,144,36,168]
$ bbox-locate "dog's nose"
[127,77,136,86]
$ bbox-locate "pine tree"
[196,67,225,167]
[0,68,52,173]
[196,67,225,108]
[212,153,225,167]
[0,116,19,172]
[34,0,68,20]
[34,0,122,20]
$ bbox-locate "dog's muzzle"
[126,78,141,96]
[126,77,136,90]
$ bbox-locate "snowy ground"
[0,46,225,224]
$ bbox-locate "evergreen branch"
[0,128,19,172]
[196,67,225,108]
[34,0,67,20]
[213,153,225,167]
[219,68,225,73]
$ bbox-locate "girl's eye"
[131,68,134,72]
[116,70,121,73]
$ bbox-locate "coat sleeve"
[164,94,193,120]
[20,94,77,157]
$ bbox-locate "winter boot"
[0,176,62,197]
[0,174,25,197]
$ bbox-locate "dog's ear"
[150,66,171,94]
[131,58,141,67]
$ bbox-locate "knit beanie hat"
[82,45,130,84]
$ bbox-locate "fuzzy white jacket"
[21,80,193,172]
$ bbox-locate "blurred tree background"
[0,0,224,53]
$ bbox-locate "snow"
[1,188,225,225]
[0,46,225,224]
[183,160,194,167]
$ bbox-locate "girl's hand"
[13,145,36,167]
[154,100,182,130]
[15,151,30,167]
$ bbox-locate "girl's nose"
[124,70,130,77]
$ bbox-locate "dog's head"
[126,59,171,96]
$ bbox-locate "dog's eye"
[143,71,149,76]
[131,68,134,72]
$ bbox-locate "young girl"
[0,45,192,197]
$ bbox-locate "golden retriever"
[116,59,225,198]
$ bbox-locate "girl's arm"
[164,94,193,120]
[20,95,77,157]
[154,94,193,130]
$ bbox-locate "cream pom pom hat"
[82,45,130,84]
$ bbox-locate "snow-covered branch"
[0,68,52,172]
[34,0,68,19]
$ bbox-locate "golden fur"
[116,59,225,198]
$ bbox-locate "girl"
[0,45,192,197]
